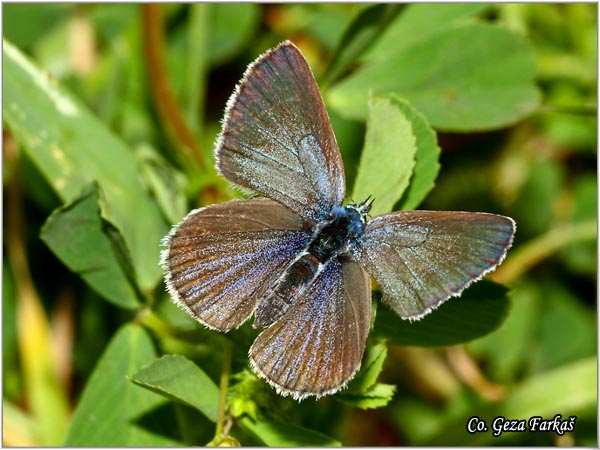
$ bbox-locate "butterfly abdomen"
[253,204,368,329]
[253,252,322,328]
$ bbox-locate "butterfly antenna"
[359,196,374,215]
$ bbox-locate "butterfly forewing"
[249,258,371,399]
[216,41,345,223]
[351,211,515,319]
[162,199,310,331]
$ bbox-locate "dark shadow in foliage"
[321,3,406,87]
[373,280,510,347]
[130,402,182,443]
[131,401,214,445]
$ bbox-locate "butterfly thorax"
[308,204,367,263]
[253,201,371,329]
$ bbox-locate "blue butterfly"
[161,41,515,400]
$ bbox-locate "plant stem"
[536,103,597,116]
[215,338,233,438]
[490,220,596,285]
[141,4,204,169]
[186,4,208,141]
[137,308,173,335]
[137,307,199,340]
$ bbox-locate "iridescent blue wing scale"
[249,258,371,399]
[351,211,515,320]
[161,199,310,331]
[216,41,345,223]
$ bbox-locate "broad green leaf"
[338,342,396,409]
[467,280,539,382]
[321,4,405,87]
[571,175,597,223]
[90,4,138,44]
[207,3,260,66]
[560,175,597,276]
[392,96,441,210]
[365,3,492,63]
[3,40,169,291]
[132,354,219,422]
[535,282,596,372]
[424,357,597,445]
[3,4,70,50]
[64,324,178,446]
[328,24,541,131]
[373,281,510,347]
[19,149,62,211]
[137,144,188,225]
[512,159,565,237]
[339,383,396,410]
[351,96,416,216]
[241,417,341,447]
[344,341,388,394]
[328,109,365,188]
[303,5,362,52]
[40,184,140,309]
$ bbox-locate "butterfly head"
[346,196,373,223]
[336,196,372,239]
[356,196,374,217]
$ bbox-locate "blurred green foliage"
[3,3,596,446]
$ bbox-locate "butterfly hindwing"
[249,258,371,399]
[216,41,346,223]
[162,199,310,331]
[351,211,515,319]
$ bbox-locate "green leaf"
[132,354,219,422]
[137,144,188,225]
[364,3,492,63]
[339,383,397,410]
[64,324,179,446]
[344,341,388,394]
[373,280,510,347]
[535,282,596,372]
[338,342,396,409]
[241,417,341,447]
[321,4,405,87]
[328,24,541,131]
[207,3,260,67]
[40,184,140,309]
[513,159,565,237]
[3,39,169,291]
[560,175,597,276]
[467,280,540,382]
[391,96,441,210]
[424,357,597,445]
[3,4,71,50]
[351,96,416,216]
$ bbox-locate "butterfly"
[161,41,515,400]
